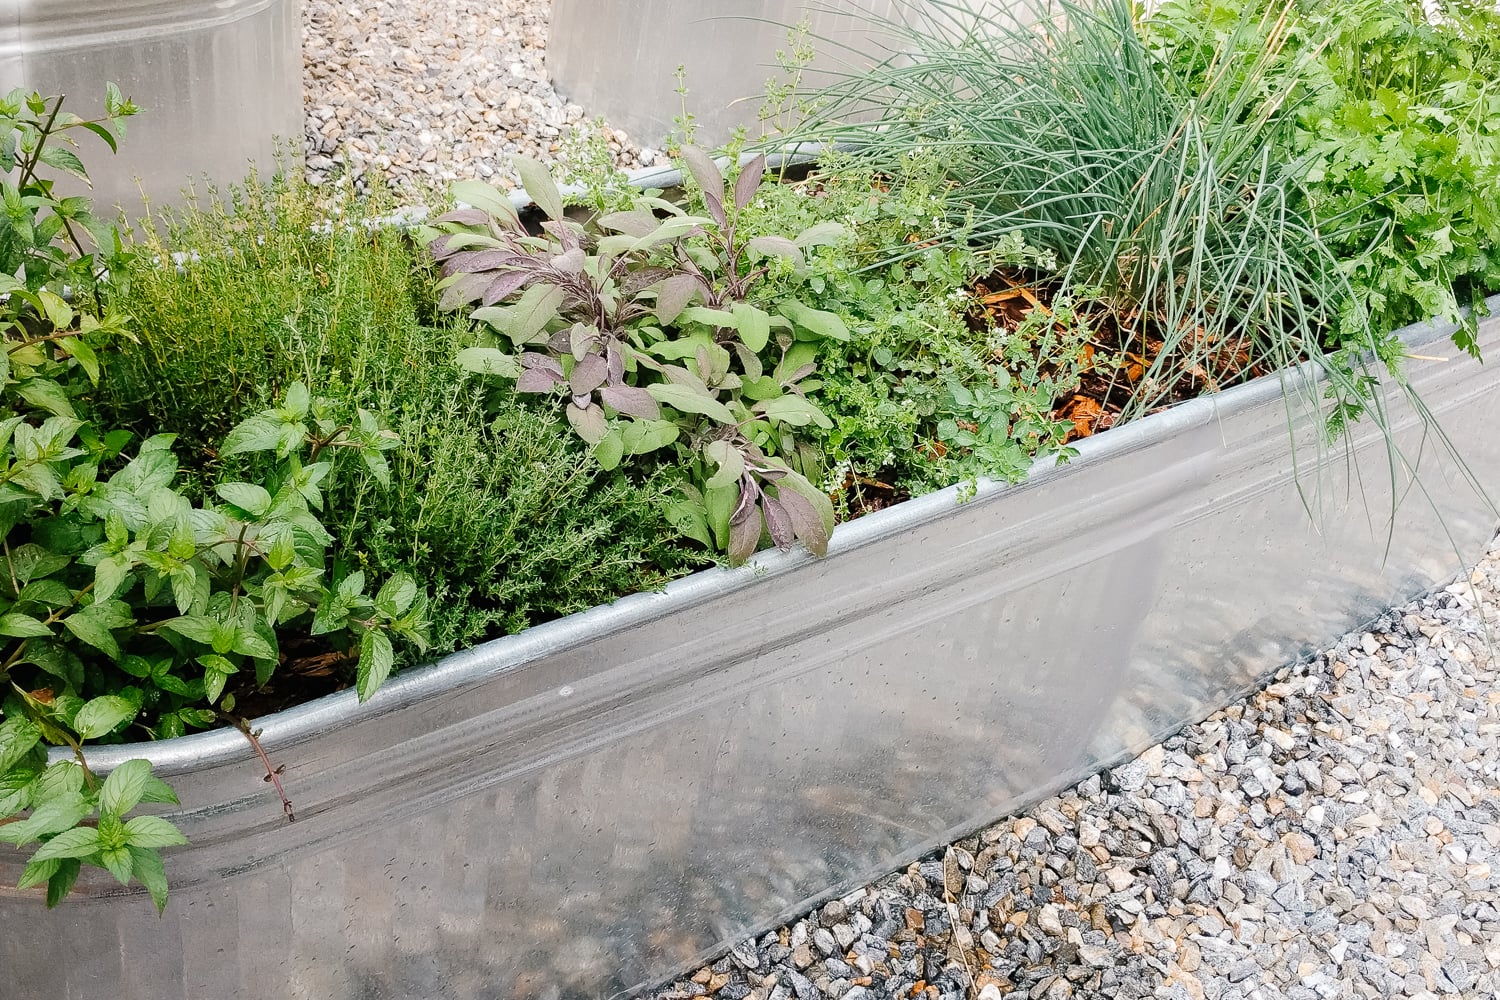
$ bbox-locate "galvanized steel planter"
[1,288,1497,998]
[0,0,303,215]
[548,1,1023,147]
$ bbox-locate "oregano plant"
[426,148,849,563]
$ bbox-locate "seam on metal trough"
[65,293,1495,776]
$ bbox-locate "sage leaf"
[565,402,609,445]
[755,394,834,429]
[732,303,772,352]
[513,156,564,220]
[733,154,767,212]
[455,347,523,379]
[778,300,850,341]
[620,419,680,455]
[646,383,736,423]
[680,146,726,225]
[703,440,745,490]
[727,501,763,564]
[450,179,522,227]
[746,236,804,269]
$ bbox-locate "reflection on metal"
[0,0,303,215]
[2,300,1497,999]
[547,0,1022,147]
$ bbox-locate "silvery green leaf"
[513,156,564,220]
[795,221,848,248]
[754,394,833,429]
[746,236,804,269]
[646,383,736,424]
[455,348,523,379]
[450,179,522,228]
[565,402,609,445]
[703,440,745,490]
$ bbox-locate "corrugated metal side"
[0,0,303,215]
[0,301,1496,1000]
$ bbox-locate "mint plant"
[426,149,844,563]
[1,87,428,912]
[0,87,139,314]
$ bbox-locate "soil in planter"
[967,269,1270,443]
[224,638,358,717]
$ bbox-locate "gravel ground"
[645,541,1500,1000]
[301,0,655,193]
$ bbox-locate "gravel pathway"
[646,541,1500,1000]
[301,0,655,193]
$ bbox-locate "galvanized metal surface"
[547,0,1027,147]
[2,299,1498,999]
[0,0,303,216]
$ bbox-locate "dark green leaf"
[45,859,81,908]
[129,846,170,913]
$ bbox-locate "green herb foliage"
[1144,0,1500,354]
[428,151,841,564]
[2,96,422,911]
[788,0,1405,440]
[102,172,703,653]
[733,149,1074,500]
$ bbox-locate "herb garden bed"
[3,0,1499,996]
[2,292,1496,997]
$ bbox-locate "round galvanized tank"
[547,0,1018,148]
[0,0,303,216]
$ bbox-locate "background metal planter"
[0,0,303,215]
[2,299,1497,999]
[547,1,1024,147]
